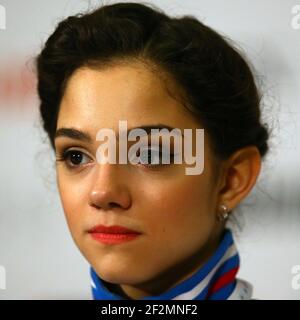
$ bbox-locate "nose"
[88,163,132,211]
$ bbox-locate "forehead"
[57,62,201,132]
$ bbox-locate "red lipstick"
[88,225,142,244]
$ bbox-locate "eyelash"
[55,147,175,170]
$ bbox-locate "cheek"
[142,176,215,244]
[56,171,88,234]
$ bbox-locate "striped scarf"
[90,228,252,300]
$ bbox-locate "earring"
[217,204,229,221]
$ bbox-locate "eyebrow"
[54,124,183,142]
[55,127,92,142]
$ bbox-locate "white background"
[0,0,299,299]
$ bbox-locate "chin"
[93,262,156,286]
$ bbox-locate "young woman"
[36,2,269,300]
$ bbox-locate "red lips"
[88,224,142,244]
[88,225,141,234]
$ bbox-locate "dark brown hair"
[36,1,269,160]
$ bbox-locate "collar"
[90,228,253,300]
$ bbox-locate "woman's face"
[54,61,224,292]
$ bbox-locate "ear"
[217,146,262,211]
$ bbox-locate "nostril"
[89,201,120,210]
[109,202,120,208]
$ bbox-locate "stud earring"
[218,204,229,221]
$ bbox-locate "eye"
[136,146,174,166]
[56,149,92,168]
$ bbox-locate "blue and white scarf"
[90,228,252,300]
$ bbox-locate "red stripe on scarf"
[208,267,239,295]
